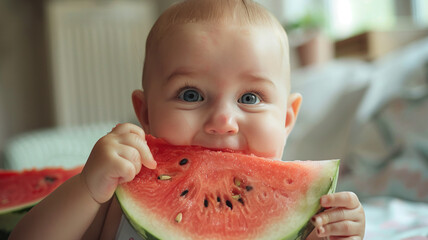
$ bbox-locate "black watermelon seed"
[44,176,57,183]
[180,190,189,197]
[226,200,233,210]
[179,158,188,165]
[245,186,253,191]
[217,197,221,202]
[238,198,244,205]
[204,199,208,207]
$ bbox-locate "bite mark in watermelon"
[116,135,339,240]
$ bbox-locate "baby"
[10,0,365,239]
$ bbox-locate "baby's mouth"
[195,139,244,152]
[196,142,257,157]
[192,140,273,158]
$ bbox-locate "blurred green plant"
[284,10,326,32]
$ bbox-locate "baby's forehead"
[143,0,290,92]
[160,0,279,25]
[147,0,288,50]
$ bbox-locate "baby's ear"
[132,89,150,132]
[285,93,302,135]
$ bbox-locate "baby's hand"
[311,192,365,240]
[81,123,156,204]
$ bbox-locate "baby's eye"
[178,89,204,102]
[238,93,260,104]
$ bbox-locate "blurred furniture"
[2,122,115,170]
[286,35,428,203]
[335,28,428,60]
[47,1,157,126]
[287,36,428,238]
[294,30,334,67]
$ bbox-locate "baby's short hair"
[142,0,289,90]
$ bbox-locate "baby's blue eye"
[238,93,260,104]
[178,89,204,102]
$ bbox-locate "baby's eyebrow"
[166,69,276,87]
[166,68,197,83]
[240,73,275,87]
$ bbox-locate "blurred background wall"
[0,0,428,166]
[0,0,52,152]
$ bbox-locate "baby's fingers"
[317,221,361,238]
[312,207,360,227]
[114,156,139,184]
[113,123,156,169]
[127,136,156,169]
[321,192,360,209]
[117,145,142,175]
[111,123,145,137]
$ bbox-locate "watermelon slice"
[0,166,82,237]
[116,135,339,240]
[0,166,82,214]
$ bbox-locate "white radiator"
[47,1,157,126]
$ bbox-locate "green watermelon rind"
[287,159,340,240]
[262,159,339,240]
[116,159,339,240]
[118,198,159,240]
[0,200,39,215]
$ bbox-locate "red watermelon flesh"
[0,166,82,214]
[116,135,339,240]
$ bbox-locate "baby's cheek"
[149,111,198,145]
[246,116,287,159]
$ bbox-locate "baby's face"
[138,22,290,159]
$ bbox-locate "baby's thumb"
[140,142,157,169]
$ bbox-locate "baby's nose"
[204,109,239,135]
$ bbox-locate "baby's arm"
[9,123,156,240]
[308,192,365,240]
